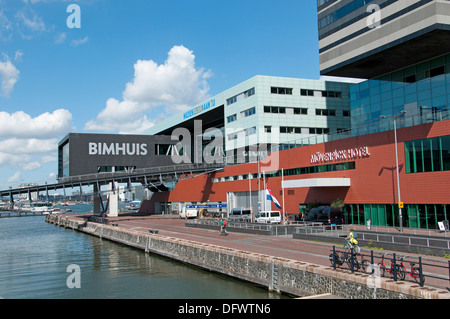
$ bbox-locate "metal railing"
[330,246,450,289]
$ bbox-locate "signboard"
[183,99,216,119]
[187,204,227,209]
[399,202,404,209]
[438,221,449,231]
[310,146,370,164]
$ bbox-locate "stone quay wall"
[46,214,450,299]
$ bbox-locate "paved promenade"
[65,213,449,292]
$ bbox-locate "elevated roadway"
[0,162,223,214]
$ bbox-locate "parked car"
[304,206,343,225]
[179,207,198,219]
[229,208,253,222]
[255,211,281,224]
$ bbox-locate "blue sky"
[0,0,322,190]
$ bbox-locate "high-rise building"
[318,0,450,128]
[144,75,352,164]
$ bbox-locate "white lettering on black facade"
[89,143,148,156]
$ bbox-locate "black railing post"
[419,257,424,287]
[350,249,354,273]
[333,246,336,270]
[393,253,397,281]
[448,260,450,288]
[371,250,374,275]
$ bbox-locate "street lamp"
[380,110,406,232]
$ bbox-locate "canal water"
[0,205,287,299]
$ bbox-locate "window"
[264,126,272,133]
[245,127,256,136]
[309,128,330,134]
[294,107,308,115]
[280,126,301,134]
[226,87,255,105]
[241,107,256,118]
[430,66,445,78]
[300,89,314,96]
[405,135,450,173]
[226,96,237,105]
[322,90,342,98]
[263,106,289,114]
[318,0,376,29]
[227,114,237,123]
[155,144,173,155]
[244,87,255,97]
[343,110,351,117]
[271,87,293,95]
[316,109,336,116]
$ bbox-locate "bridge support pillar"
[108,182,119,217]
[93,183,102,216]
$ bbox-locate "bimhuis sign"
[88,142,148,156]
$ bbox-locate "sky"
[0,0,322,190]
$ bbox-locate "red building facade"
[145,120,450,230]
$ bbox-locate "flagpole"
[282,168,285,224]
[263,170,266,211]
[257,157,261,213]
[249,172,252,221]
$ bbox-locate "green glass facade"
[405,135,450,174]
[343,204,448,230]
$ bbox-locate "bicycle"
[378,253,400,279]
[219,226,228,236]
[397,256,425,284]
[329,243,370,272]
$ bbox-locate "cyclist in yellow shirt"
[346,228,358,250]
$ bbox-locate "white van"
[255,211,281,224]
[229,208,252,222]
[179,207,197,219]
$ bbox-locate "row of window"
[213,161,356,183]
[227,107,256,123]
[228,106,350,123]
[227,126,257,140]
[264,106,350,116]
[270,86,344,99]
[318,0,376,29]
[300,89,343,98]
[405,135,450,174]
[345,203,449,230]
[226,87,255,106]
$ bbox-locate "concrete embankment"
[46,214,450,299]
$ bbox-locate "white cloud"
[71,36,88,46]
[55,32,67,44]
[15,7,46,38]
[7,171,23,183]
[0,57,19,97]
[0,109,73,174]
[0,109,72,138]
[85,45,212,134]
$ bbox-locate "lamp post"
[380,110,406,232]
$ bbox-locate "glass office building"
[350,53,450,129]
[317,0,450,229]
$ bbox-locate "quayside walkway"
[49,213,450,299]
